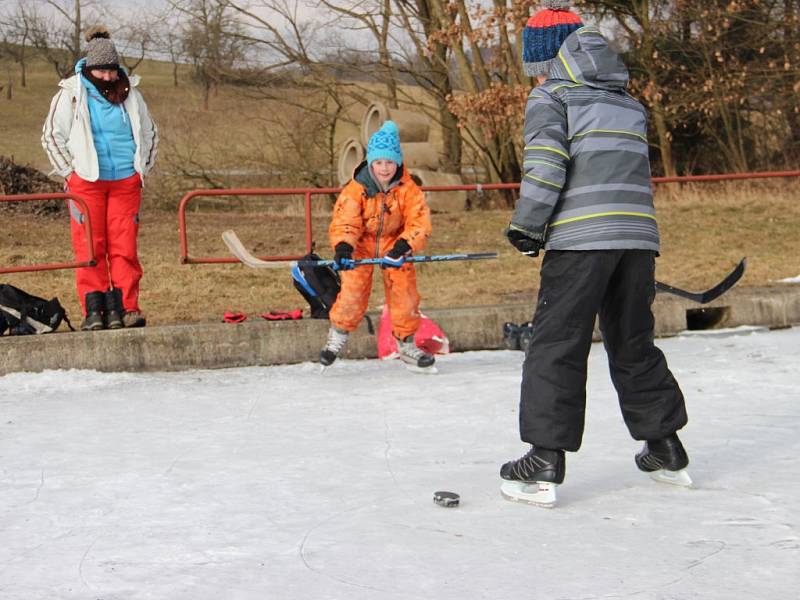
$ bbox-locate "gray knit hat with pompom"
[84,26,119,69]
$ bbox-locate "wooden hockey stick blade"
[655,258,747,304]
[222,230,296,269]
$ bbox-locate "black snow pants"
[519,249,687,452]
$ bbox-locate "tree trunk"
[429,0,476,93]
[380,0,398,108]
[72,0,82,66]
[494,0,521,85]
[785,0,800,164]
[403,0,462,172]
[454,0,491,90]
[638,1,676,176]
[648,89,676,176]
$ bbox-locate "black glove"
[333,242,355,271]
[506,228,543,258]
[381,239,412,269]
[387,238,411,259]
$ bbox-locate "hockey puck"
[433,491,460,508]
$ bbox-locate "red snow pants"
[67,172,143,314]
[329,262,421,339]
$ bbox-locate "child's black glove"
[506,228,543,258]
[333,242,355,271]
[381,239,411,269]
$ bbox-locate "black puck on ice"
[433,491,460,508]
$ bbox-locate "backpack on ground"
[291,253,341,319]
[0,283,73,335]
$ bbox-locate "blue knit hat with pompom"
[366,120,403,166]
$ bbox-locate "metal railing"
[178,187,338,265]
[177,169,800,266]
[5,170,796,273]
[651,170,800,184]
[0,193,96,274]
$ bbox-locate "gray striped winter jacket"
[511,26,659,252]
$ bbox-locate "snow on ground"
[1,326,798,599]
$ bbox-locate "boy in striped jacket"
[500,1,690,507]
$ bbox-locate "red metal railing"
[178,187,339,264]
[176,183,528,264]
[0,193,96,274]
[651,170,800,184]
[178,170,800,266]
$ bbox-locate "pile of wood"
[0,156,65,217]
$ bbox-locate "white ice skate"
[500,480,557,508]
[646,468,693,487]
[396,335,437,374]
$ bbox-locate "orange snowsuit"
[328,163,432,339]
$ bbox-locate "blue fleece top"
[76,59,136,181]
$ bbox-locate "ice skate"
[635,433,693,488]
[502,322,521,350]
[396,335,437,374]
[500,446,565,508]
[319,327,349,371]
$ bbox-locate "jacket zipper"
[90,90,117,179]
[375,192,387,259]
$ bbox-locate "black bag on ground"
[0,283,73,335]
[291,253,341,319]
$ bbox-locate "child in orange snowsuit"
[320,120,434,370]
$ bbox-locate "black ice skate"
[502,322,521,350]
[500,446,565,508]
[635,433,692,487]
[396,335,436,373]
[319,327,349,370]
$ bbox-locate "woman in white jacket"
[42,26,158,330]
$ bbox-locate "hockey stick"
[225,230,743,302]
[655,258,746,304]
[222,230,498,269]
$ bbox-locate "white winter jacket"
[41,71,158,181]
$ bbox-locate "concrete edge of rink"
[1,284,799,375]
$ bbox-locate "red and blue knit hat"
[522,1,583,77]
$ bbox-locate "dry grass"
[2,180,799,326]
[2,57,799,326]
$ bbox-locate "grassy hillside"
[1,56,799,327]
[0,55,384,203]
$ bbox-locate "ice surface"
[1,327,799,599]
